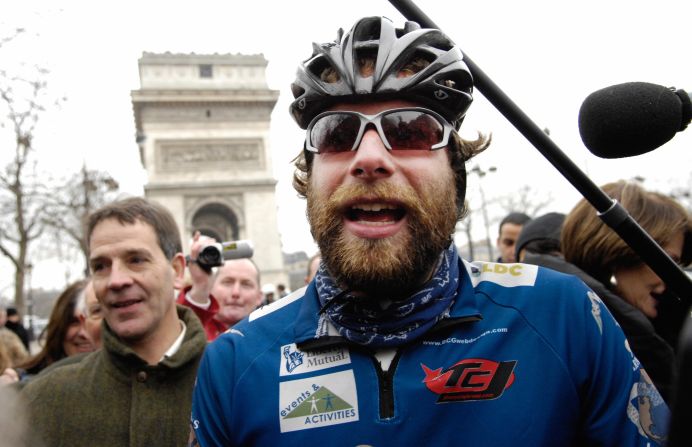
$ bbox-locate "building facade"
[131,52,288,287]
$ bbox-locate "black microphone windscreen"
[578,82,683,158]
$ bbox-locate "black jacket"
[523,252,677,404]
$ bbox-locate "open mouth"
[345,202,406,225]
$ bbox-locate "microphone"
[578,82,692,158]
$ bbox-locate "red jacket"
[176,286,227,341]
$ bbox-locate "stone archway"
[133,52,288,288]
[191,202,238,242]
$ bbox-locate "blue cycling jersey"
[191,258,669,446]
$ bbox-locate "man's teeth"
[357,220,393,226]
[352,203,396,212]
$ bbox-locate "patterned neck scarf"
[315,243,459,348]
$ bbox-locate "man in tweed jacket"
[22,197,207,447]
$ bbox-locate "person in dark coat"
[516,181,692,404]
[4,308,30,352]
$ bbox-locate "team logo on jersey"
[279,343,351,376]
[421,358,517,402]
[627,369,669,444]
[467,261,538,287]
[283,345,304,373]
[279,370,359,432]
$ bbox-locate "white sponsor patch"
[466,261,538,288]
[279,370,359,433]
[279,343,351,376]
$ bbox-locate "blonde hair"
[0,328,28,369]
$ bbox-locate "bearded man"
[190,16,669,446]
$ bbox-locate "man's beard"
[307,178,458,297]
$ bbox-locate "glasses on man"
[305,107,454,153]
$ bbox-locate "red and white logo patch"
[421,358,517,402]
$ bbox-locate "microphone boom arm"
[388,0,692,305]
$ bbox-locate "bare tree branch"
[0,60,53,315]
[41,165,120,275]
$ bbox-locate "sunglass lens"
[310,114,361,153]
[381,111,444,150]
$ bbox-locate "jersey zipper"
[372,351,402,420]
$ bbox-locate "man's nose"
[108,261,133,289]
[349,128,395,180]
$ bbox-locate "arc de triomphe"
[131,52,288,289]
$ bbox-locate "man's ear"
[171,253,186,290]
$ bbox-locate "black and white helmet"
[289,16,473,130]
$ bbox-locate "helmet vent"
[398,50,434,78]
[308,56,339,83]
[353,19,381,43]
[435,71,472,93]
[410,50,435,66]
[356,49,377,77]
[291,84,305,99]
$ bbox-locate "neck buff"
[315,243,459,348]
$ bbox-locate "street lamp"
[469,165,497,261]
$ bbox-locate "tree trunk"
[13,263,25,317]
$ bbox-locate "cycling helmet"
[289,16,473,130]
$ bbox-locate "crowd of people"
[0,15,690,447]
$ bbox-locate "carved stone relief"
[156,139,263,172]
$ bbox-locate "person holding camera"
[177,231,263,342]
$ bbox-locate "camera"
[195,240,254,271]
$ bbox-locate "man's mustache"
[322,182,424,217]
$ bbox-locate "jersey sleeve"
[190,337,236,446]
[578,288,670,446]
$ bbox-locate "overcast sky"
[2,0,691,292]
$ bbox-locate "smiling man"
[21,197,206,447]
[178,231,263,341]
[190,17,669,446]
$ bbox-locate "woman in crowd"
[560,180,691,402]
[9,279,96,381]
